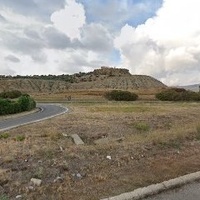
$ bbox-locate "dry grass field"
[1,100,200,199]
[31,88,161,102]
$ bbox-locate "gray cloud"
[24,29,41,40]
[2,32,44,54]
[0,14,6,22]
[4,55,20,63]
[80,23,113,52]
[31,52,47,63]
[43,27,72,49]
[1,30,47,64]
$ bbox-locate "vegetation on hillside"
[0,91,36,115]
[104,90,138,101]
[156,88,200,101]
[0,67,129,83]
[0,72,92,83]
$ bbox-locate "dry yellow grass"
[1,101,200,199]
[31,88,162,102]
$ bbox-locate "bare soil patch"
[1,101,200,199]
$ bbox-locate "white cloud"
[115,0,200,85]
[51,0,86,40]
[2,0,200,87]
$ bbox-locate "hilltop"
[0,67,166,93]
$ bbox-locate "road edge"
[0,104,68,132]
[101,171,200,200]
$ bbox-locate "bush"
[156,88,200,101]
[0,92,36,115]
[0,90,22,99]
[104,90,138,101]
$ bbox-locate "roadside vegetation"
[0,90,36,115]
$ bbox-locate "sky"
[0,0,200,86]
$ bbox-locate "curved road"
[0,104,68,132]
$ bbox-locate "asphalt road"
[144,181,200,200]
[0,103,68,132]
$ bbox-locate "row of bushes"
[0,94,36,115]
[104,88,200,102]
[156,88,200,101]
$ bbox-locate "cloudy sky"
[0,0,200,86]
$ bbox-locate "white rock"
[71,134,84,145]
[106,155,112,160]
[76,173,82,179]
[54,176,63,183]
[62,133,68,137]
[30,178,42,186]
[16,195,22,199]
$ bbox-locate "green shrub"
[104,90,138,101]
[156,88,200,101]
[0,98,11,115]
[0,90,22,99]
[0,92,36,115]
[18,95,31,111]
[0,133,10,139]
[15,135,25,141]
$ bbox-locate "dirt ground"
[1,101,200,199]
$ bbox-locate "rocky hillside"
[0,67,166,93]
[0,79,70,93]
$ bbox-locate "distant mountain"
[178,84,200,92]
[0,67,166,93]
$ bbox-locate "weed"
[94,174,108,182]
[0,133,9,139]
[155,140,181,149]
[0,195,9,200]
[134,122,150,132]
[50,132,62,141]
[15,135,25,141]
[3,156,13,163]
[45,150,54,159]
[196,124,200,140]
[40,133,48,138]
[33,167,44,179]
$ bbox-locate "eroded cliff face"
[0,67,166,93]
